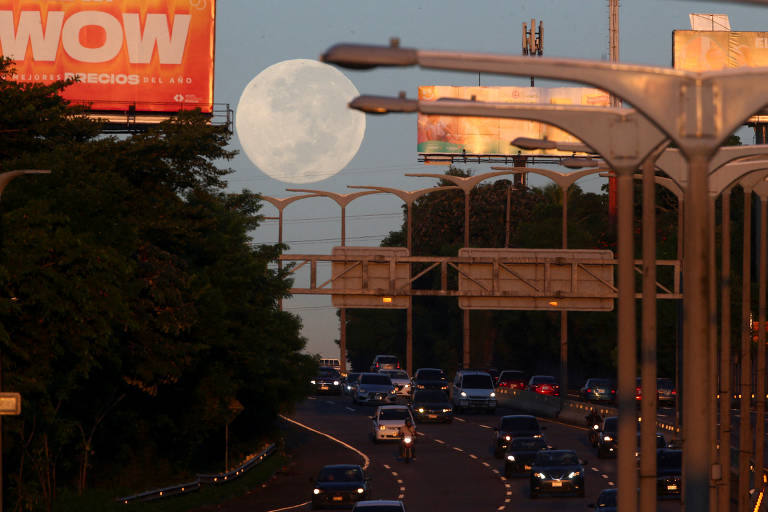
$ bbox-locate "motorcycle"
[400,435,414,463]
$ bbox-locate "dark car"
[481,368,500,386]
[496,370,527,391]
[312,367,343,395]
[412,368,449,393]
[528,375,560,396]
[634,432,667,457]
[311,464,369,509]
[343,372,361,396]
[579,378,616,403]
[596,416,618,458]
[590,488,617,511]
[370,355,400,372]
[411,390,453,423]
[657,448,682,498]
[504,437,549,477]
[494,415,544,457]
[657,377,677,406]
[529,449,585,498]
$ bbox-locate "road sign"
[457,248,615,311]
[331,246,410,308]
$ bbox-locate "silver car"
[353,373,397,405]
[380,370,411,397]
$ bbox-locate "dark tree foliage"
[0,59,315,510]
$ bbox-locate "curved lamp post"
[285,189,383,375]
[347,185,457,375]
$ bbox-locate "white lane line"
[307,397,317,400]
[392,471,399,477]
[453,446,464,452]
[500,476,506,481]
[398,494,405,499]
[591,467,600,472]
[602,474,609,479]
[345,407,356,412]
[482,462,491,467]
[505,484,511,488]
[400,486,406,492]
[505,498,511,503]
[455,417,466,422]
[325,400,334,405]
[492,469,500,474]
[417,431,425,436]
[383,464,391,470]
[265,501,311,512]
[397,479,403,484]
[435,439,446,444]
[506,491,512,496]
[609,481,615,486]
[279,415,370,470]
[497,506,505,511]
[479,424,493,429]
[469,454,478,459]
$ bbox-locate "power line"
[261,212,402,224]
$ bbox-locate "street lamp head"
[321,40,418,69]
[511,137,556,150]
[349,94,418,114]
[561,157,599,169]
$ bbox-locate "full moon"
[235,59,366,184]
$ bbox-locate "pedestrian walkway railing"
[116,443,276,504]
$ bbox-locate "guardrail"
[116,443,276,504]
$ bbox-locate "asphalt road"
[219,394,683,512]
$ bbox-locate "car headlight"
[603,435,613,442]
[504,435,511,441]
[533,433,542,438]
[310,380,316,385]
[417,384,425,389]
[418,408,425,413]
[568,471,581,479]
[404,384,410,388]
[357,488,365,494]
[313,488,321,495]
[593,424,600,430]
[534,472,546,479]
[390,389,396,394]
[333,380,339,386]
[507,455,515,461]
[460,391,467,397]
[442,408,451,413]
[379,425,386,430]
[490,391,496,398]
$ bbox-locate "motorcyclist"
[400,417,416,459]
[586,408,603,446]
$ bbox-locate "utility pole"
[609,0,620,107]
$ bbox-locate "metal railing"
[116,443,276,504]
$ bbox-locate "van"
[320,358,341,372]
[451,370,496,413]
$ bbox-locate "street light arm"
[285,188,383,208]
[347,185,457,205]
[0,170,51,199]
[404,170,517,193]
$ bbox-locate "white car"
[380,370,411,397]
[371,405,415,442]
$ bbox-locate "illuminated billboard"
[0,0,215,114]
[673,30,768,71]
[418,86,610,156]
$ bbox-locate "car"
[656,448,682,497]
[503,436,550,477]
[311,367,343,395]
[352,500,405,512]
[371,404,414,442]
[657,377,677,406]
[411,368,449,393]
[480,368,500,386]
[451,370,497,413]
[529,449,585,498]
[527,375,560,396]
[370,355,400,372]
[343,372,361,396]
[579,378,616,403]
[411,390,453,423]
[589,488,617,511]
[494,415,545,457]
[311,464,369,509]
[379,369,411,397]
[596,416,618,458]
[496,370,527,391]
[353,373,397,405]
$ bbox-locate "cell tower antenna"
[609,0,620,107]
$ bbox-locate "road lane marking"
[492,469,500,474]
[479,424,493,429]
[602,474,609,479]
[482,462,491,467]
[505,484,511,488]
[500,476,506,481]
[265,501,311,512]
[383,464,390,469]
[609,481,615,486]
[498,506,505,510]
[455,417,466,422]
[470,454,478,459]
[397,479,403,484]
[435,439,446,444]
[345,407,356,412]
[591,467,600,472]
[453,446,464,452]
[392,471,399,477]
[505,498,511,503]
[506,491,512,495]
[400,486,406,491]
[325,400,334,405]
[307,397,316,400]
[279,415,370,470]
[398,494,405,499]
[417,432,425,436]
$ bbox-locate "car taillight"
[671,390,677,395]
[587,388,592,393]
[611,389,616,394]
[397,362,400,369]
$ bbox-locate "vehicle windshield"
[462,375,493,389]
[604,417,618,433]
[317,466,363,482]
[499,371,524,381]
[417,369,445,380]
[384,370,409,379]
[532,376,557,384]
[658,450,682,469]
[379,408,410,421]
[657,379,675,390]
[588,379,613,387]
[378,356,398,364]
[597,491,617,507]
[501,416,539,432]
[413,390,449,402]
[318,368,341,378]
[534,451,579,466]
[360,374,392,385]
[509,438,547,451]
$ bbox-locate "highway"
[230,395,683,512]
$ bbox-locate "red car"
[527,375,560,396]
[497,370,527,390]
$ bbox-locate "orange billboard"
[0,0,215,113]
[418,86,610,156]
[673,30,768,71]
